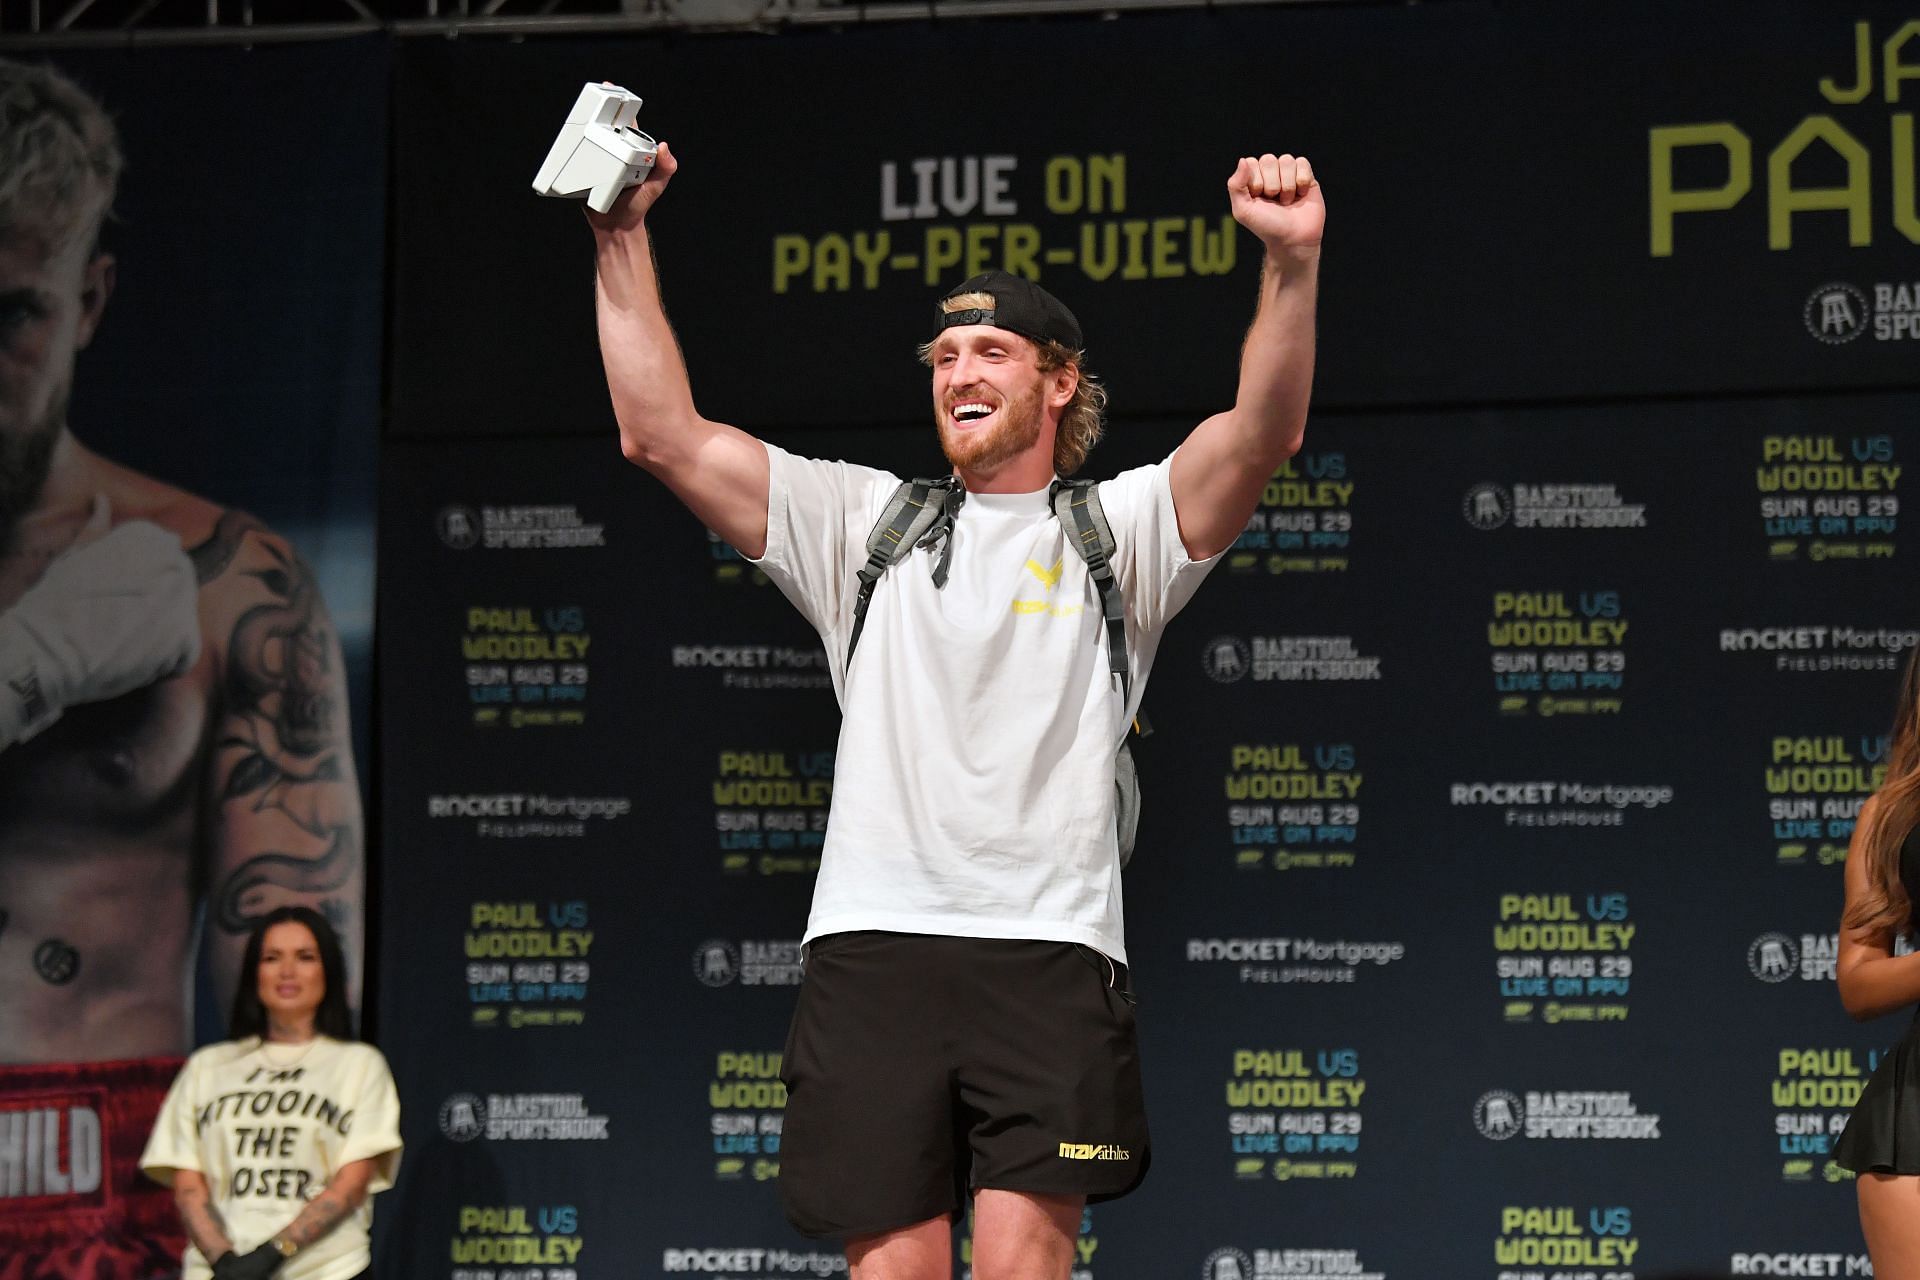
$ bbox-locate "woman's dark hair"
[228,905,354,1041]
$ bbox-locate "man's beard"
[936,381,1046,477]
[0,391,65,549]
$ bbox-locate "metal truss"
[0,0,1367,48]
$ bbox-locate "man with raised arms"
[0,59,364,1279]
[588,137,1320,1277]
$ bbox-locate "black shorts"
[778,931,1150,1239]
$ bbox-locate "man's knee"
[846,1215,952,1280]
[969,1190,1082,1280]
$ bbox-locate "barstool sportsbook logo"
[1201,635,1382,683]
[439,1092,487,1142]
[1474,1090,1525,1140]
[1473,1090,1660,1140]
[692,939,804,986]
[1749,932,1801,982]
[436,1092,610,1142]
[1463,484,1512,530]
[1803,281,1920,345]
[1805,283,1869,344]
[1200,1247,1385,1279]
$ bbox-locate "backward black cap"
[935,270,1084,352]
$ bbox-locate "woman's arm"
[172,1169,235,1262]
[269,1158,378,1254]
[1837,795,1920,1020]
[213,1159,382,1278]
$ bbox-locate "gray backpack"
[847,476,1145,866]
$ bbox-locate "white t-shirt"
[140,1036,403,1280]
[754,444,1219,964]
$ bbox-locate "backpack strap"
[1051,479,1129,702]
[847,477,964,669]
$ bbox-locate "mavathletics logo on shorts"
[1057,1142,1132,1161]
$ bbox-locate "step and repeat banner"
[0,42,383,1279]
[376,407,1916,1280]
[378,2,1919,1279]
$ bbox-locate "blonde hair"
[919,290,1108,476]
[0,58,122,251]
[1847,649,1920,937]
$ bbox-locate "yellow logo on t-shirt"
[1013,558,1082,618]
[1025,557,1064,589]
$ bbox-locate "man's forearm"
[1229,247,1320,462]
[593,223,703,467]
[1166,153,1322,560]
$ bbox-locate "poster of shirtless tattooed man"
[0,54,379,1280]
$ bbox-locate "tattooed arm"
[197,513,365,1013]
[270,1158,378,1252]
[173,1169,236,1262]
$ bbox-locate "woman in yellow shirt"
[141,907,402,1280]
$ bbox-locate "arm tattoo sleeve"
[175,1178,235,1260]
[198,515,362,937]
[278,1183,363,1248]
[213,827,355,935]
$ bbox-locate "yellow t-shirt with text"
[141,1036,403,1280]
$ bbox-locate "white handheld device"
[532,83,658,214]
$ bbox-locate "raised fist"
[1228,153,1324,254]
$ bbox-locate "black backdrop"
[374,3,1920,1278]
